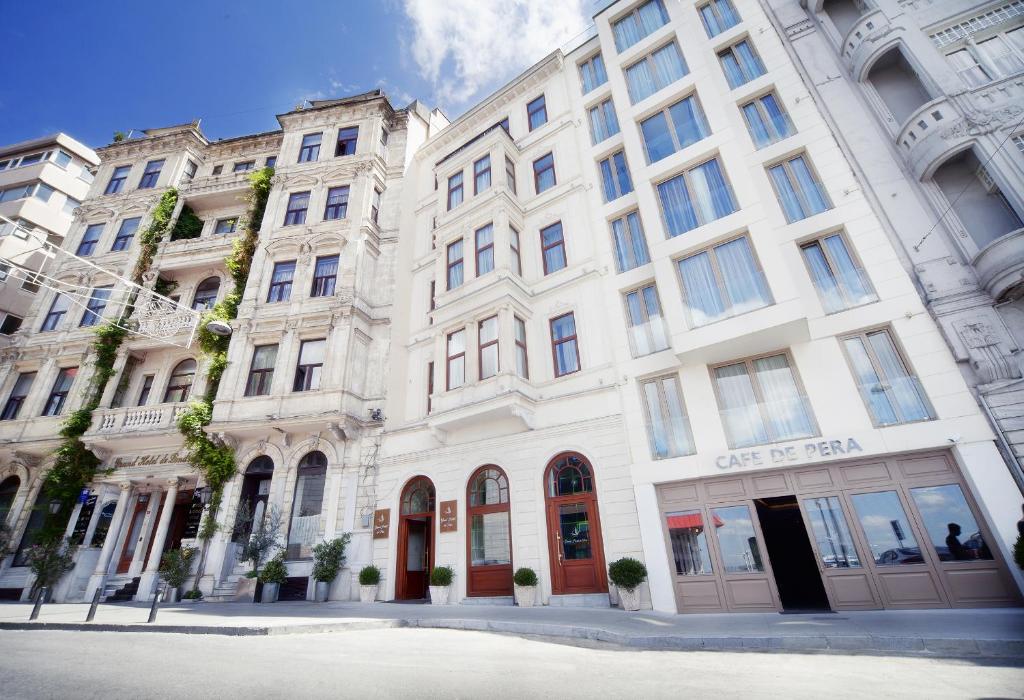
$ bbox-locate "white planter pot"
[618,586,640,611]
[514,584,536,607]
[314,581,330,602]
[163,587,179,604]
[359,585,378,603]
[429,585,450,605]
[260,582,279,603]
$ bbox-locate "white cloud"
[402,0,588,110]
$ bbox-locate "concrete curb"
[2,616,1021,657]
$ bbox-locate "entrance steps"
[460,596,513,606]
[106,577,141,602]
[547,593,610,608]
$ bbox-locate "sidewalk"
[1,600,1022,657]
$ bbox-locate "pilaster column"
[85,482,132,599]
[136,479,179,600]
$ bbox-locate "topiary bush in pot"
[429,565,454,605]
[359,565,381,603]
[258,553,287,603]
[513,567,538,607]
[608,557,647,612]
[312,534,352,601]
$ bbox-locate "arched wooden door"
[544,453,607,595]
[396,476,435,600]
[466,466,512,597]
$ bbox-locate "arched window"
[286,451,327,559]
[163,359,197,403]
[0,475,20,524]
[467,466,512,596]
[192,277,220,311]
[234,456,274,543]
[401,476,435,515]
[546,453,593,497]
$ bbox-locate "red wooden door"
[545,453,607,595]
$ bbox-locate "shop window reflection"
[666,510,714,575]
[850,491,921,566]
[803,496,861,568]
[910,484,992,562]
[710,505,763,573]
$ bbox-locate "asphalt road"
[0,628,1021,699]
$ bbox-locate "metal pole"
[147,584,164,623]
[85,586,102,622]
[29,587,48,621]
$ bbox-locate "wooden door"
[397,516,432,599]
[545,453,607,596]
[116,495,149,574]
[704,502,780,611]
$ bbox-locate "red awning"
[666,513,725,530]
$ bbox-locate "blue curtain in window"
[613,15,641,51]
[641,113,675,162]
[868,332,931,423]
[639,0,669,34]
[679,251,725,325]
[626,60,656,103]
[690,159,735,222]
[652,43,687,87]
[658,175,698,235]
[761,94,790,139]
[823,234,872,305]
[613,152,632,197]
[790,156,829,215]
[736,41,765,80]
[843,337,899,425]
[715,237,770,315]
[720,51,744,88]
[768,164,804,222]
[600,159,616,202]
[669,97,709,149]
[802,243,844,313]
[742,103,772,147]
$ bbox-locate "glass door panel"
[710,505,763,573]
[803,496,861,569]
[559,503,592,560]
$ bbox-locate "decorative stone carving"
[785,18,814,40]
[942,106,1024,140]
[956,320,1021,383]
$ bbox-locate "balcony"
[84,403,188,447]
[178,171,253,209]
[895,97,960,180]
[841,10,894,79]
[672,298,810,366]
[428,373,537,439]
[973,227,1024,301]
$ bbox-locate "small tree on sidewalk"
[27,540,75,600]
[236,505,283,579]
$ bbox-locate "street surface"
[0,628,1021,699]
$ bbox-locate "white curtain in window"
[715,364,767,447]
[715,237,770,315]
[843,337,898,424]
[867,332,930,422]
[753,355,814,440]
[625,60,656,102]
[689,159,734,222]
[679,251,725,325]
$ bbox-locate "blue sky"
[0,1,592,149]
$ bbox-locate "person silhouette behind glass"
[945,522,969,560]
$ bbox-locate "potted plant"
[26,538,75,602]
[513,567,538,607]
[312,534,352,602]
[608,557,647,612]
[359,565,381,603]
[259,553,287,603]
[158,546,196,603]
[428,565,454,605]
[236,506,283,601]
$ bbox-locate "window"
[34,183,54,203]
[657,158,736,236]
[910,484,993,562]
[714,354,817,448]
[311,255,338,297]
[514,316,529,379]
[212,165,223,175]
[719,39,766,88]
[598,151,634,202]
[41,294,70,331]
[588,99,620,143]
[192,277,220,310]
[947,49,991,87]
[698,0,740,37]
[804,496,861,568]
[284,191,310,226]
[641,375,694,459]
[76,224,104,256]
[768,154,831,223]
[610,211,650,273]
[63,196,81,216]
[138,159,164,189]
[162,359,196,403]
[267,261,296,302]
[111,217,141,251]
[371,187,381,224]
[184,159,198,180]
[245,344,278,396]
[612,0,670,51]
[842,328,933,426]
[55,150,72,168]
[801,232,876,313]
[104,165,130,195]
[467,466,511,571]
[233,161,255,173]
[321,185,350,221]
[474,155,491,194]
[510,227,522,276]
[0,314,22,335]
[677,236,771,326]
[624,284,669,356]
[79,287,112,327]
[977,31,1024,78]
[479,316,499,379]
[43,367,77,416]
[265,156,277,168]
[286,451,327,560]
[336,126,358,156]
[550,313,579,377]
[540,222,566,275]
[579,53,608,93]
[426,361,434,413]
[533,153,556,193]
[214,217,238,235]
[505,156,517,195]
[447,329,466,389]
[137,375,154,406]
[475,224,494,276]
[447,172,464,210]
[624,42,688,104]
[640,94,710,162]
[849,491,919,567]
[293,339,326,391]
[527,95,547,131]
[379,127,389,156]
[447,239,464,290]
[299,132,322,163]
[1,373,35,420]
[740,92,794,148]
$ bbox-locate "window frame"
[697,0,741,38]
[137,374,154,406]
[447,328,466,390]
[505,156,517,195]
[766,152,832,223]
[839,327,935,427]
[336,126,358,157]
[639,373,695,459]
[1,372,35,421]
[474,155,492,195]
[598,150,634,202]
[798,229,877,313]
[527,95,548,131]
[40,294,70,332]
[110,217,141,252]
[578,52,608,93]
[540,221,567,275]
[293,338,326,392]
[104,165,130,195]
[514,316,529,380]
[284,191,310,226]
[622,282,669,357]
[138,159,164,189]
[43,367,77,416]
[612,0,670,52]
[588,98,620,144]
[624,41,689,104]
[478,315,499,380]
[298,132,322,163]
[244,344,278,397]
[162,359,196,403]
[447,171,464,211]
[739,91,794,148]
[639,92,711,163]
[549,312,580,378]
[310,254,339,297]
[674,234,773,327]
[475,223,494,276]
[76,223,104,256]
[533,153,556,194]
[610,210,651,273]
[718,38,767,89]
[655,156,737,236]
[509,226,522,276]
[267,260,296,303]
[79,286,112,327]
[447,239,464,290]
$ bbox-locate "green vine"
[131,189,178,284]
[169,205,203,241]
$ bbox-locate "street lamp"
[204,320,232,337]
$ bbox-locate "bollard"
[29,586,48,621]
[147,584,164,623]
[86,586,102,622]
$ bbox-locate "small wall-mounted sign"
[439,500,458,533]
[373,508,390,539]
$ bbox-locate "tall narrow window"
[474,155,492,194]
[598,151,634,202]
[610,211,650,273]
[447,329,466,389]
[624,284,669,356]
[740,92,794,148]
[479,316,499,380]
[104,165,130,195]
[41,294,70,331]
[713,354,817,448]
[138,160,164,189]
[641,375,694,459]
[533,153,556,194]
[1,372,35,420]
[294,339,326,391]
[677,236,771,326]
[719,39,766,88]
[111,217,141,251]
[447,172,464,210]
[183,159,198,180]
[311,255,339,297]
[842,329,933,426]
[284,191,310,226]
[43,367,77,416]
[698,0,740,37]
[475,224,494,276]
[657,158,736,236]
[947,49,991,88]
[768,154,831,222]
[624,42,688,104]
[137,375,154,406]
[509,227,522,276]
[163,359,196,403]
[192,277,220,310]
[550,313,579,377]
[612,0,670,51]
[76,224,103,256]
[371,187,382,224]
[245,344,278,396]
[299,132,322,163]
[588,99,620,144]
[579,53,608,93]
[505,156,517,195]
[286,451,327,560]
[467,466,511,579]
[640,94,710,162]
[336,126,358,156]
[79,286,112,327]
[801,232,876,313]
[514,316,529,379]
[379,127,389,156]
[267,261,296,302]
[426,361,434,413]
[447,239,464,290]
[265,156,277,168]
[540,222,566,275]
[324,185,350,220]
[527,95,547,131]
